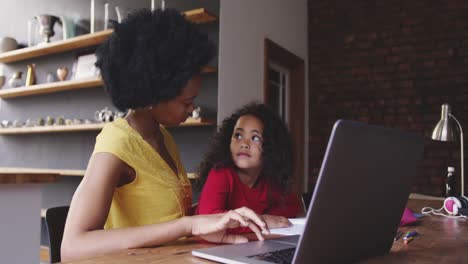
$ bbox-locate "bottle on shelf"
[445,166,456,197]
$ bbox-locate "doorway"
[264,38,306,193]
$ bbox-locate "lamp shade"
[431,104,457,142]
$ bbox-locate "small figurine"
[12,120,25,127]
[0,66,5,89]
[36,117,45,126]
[0,75,5,89]
[1,120,11,128]
[45,116,55,126]
[72,118,83,125]
[46,72,55,83]
[95,107,115,123]
[24,118,36,127]
[192,107,201,119]
[57,67,68,81]
[56,116,65,126]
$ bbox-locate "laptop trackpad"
[271,235,300,245]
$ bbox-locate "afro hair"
[195,102,295,192]
[95,8,216,111]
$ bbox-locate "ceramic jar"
[8,71,23,88]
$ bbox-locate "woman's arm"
[62,152,188,260]
[62,153,268,261]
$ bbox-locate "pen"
[403,231,418,240]
[404,236,414,245]
[394,231,403,241]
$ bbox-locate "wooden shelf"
[0,30,111,63]
[0,167,85,177]
[0,8,217,63]
[0,119,215,135]
[0,123,105,134]
[184,8,217,24]
[0,167,60,184]
[201,66,217,74]
[0,66,215,99]
[0,78,103,99]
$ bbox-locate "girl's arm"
[266,191,302,217]
[261,190,302,229]
[61,153,268,261]
[197,169,231,214]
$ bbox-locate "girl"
[197,103,302,230]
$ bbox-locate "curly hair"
[196,102,295,192]
[95,8,216,111]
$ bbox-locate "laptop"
[192,120,424,264]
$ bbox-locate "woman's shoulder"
[99,118,137,138]
[95,118,141,152]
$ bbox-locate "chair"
[301,192,313,212]
[44,206,69,263]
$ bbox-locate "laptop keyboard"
[248,247,295,264]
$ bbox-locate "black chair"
[45,206,69,263]
[301,192,313,212]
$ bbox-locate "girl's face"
[150,75,201,126]
[230,115,264,171]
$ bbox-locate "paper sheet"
[269,217,306,235]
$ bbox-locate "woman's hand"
[190,207,270,244]
[262,214,292,229]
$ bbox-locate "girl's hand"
[262,214,292,229]
[191,207,270,244]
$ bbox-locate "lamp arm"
[449,114,464,196]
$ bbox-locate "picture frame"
[72,53,100,80]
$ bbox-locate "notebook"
[192,120,424,264]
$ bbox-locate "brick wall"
[308,0,468,196]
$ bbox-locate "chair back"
[302,192,313,212]
[45,206,69,263]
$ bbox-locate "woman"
[61,8,268,261]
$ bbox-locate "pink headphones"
[443,196,468,215]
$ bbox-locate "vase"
[0,75,5,89]
[35,15,61,44]
[8,72,23,88]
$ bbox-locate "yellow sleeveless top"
[92,118,192,229]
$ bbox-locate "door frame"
[264,38,306,194]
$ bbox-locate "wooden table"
[0,168,58,264]
[361,198,468,263]
[61,198,468,264]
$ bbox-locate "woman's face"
[151,75,201,126]
[230,115,264,171]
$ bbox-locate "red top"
[197,166,301,232]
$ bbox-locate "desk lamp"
[431,103,464,196]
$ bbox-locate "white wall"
[218,0,309,189]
